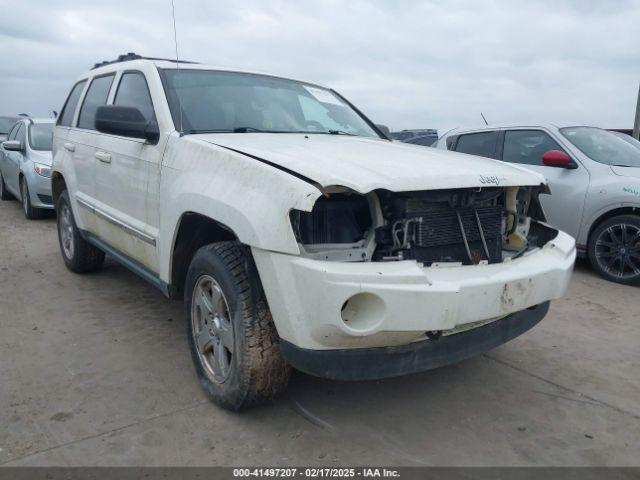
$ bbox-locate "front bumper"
[280,301,549,380]
[25,168,53,209]
[252,229,575,351]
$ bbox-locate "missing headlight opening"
[291,185,555,265]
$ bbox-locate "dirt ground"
[0,198,638,466]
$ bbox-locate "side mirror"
[542,149,577,169]
[95,105,159,144]
[375,124,391,138]
[2,140,22,152]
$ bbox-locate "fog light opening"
[340,293,385,331]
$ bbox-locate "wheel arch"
[51,171,68,207]
[586,206,640,246]
[168,212,241,298]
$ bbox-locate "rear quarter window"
[58,80,87,127]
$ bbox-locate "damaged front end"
[290,184,556,266]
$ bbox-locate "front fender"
[158,135,321,282]
[580,201,640,245]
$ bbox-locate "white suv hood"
[196,133,546,193]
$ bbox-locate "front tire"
[56,190,105,273]
[21,177,43,220]
[184,241,290,410]
[588,214,640,285]
[0,171,13,200]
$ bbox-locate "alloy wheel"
[594,223,640,280]
[191,275,235,383]
[59,203,75,260]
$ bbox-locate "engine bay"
[290,185,553,265]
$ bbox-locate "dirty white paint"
[195,132,546,194]
[52,59,575,353]
[253,229,575,350]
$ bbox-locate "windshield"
[160,69,380,137]
[0,117,19,134]
[29,123,53,151]
[610,131,640,150]
[560,126,640,167]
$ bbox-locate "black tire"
[0,171,13,200]
[56,190,105,273]
[588,214,640,285]
[184,241,290,410]
[21,177,43,220]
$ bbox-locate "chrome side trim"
[75,197,156,247]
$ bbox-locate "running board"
[80,230,171,297]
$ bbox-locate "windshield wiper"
[233,127,264,133]
[184,129,232,134]
[327,129,356,136]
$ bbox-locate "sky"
[0,0,639,133]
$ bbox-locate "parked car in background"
[0,117,54,219]
[437,123,640,284]
[607,128,633,137]
[391,129,438,146]
[0,116,21,142]
[51,54,574,410]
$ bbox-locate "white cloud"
[0,0,638,131]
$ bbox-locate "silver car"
[0,118,54,219]
[436,123,640,284]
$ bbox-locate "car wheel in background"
[184,241,290,410]
[588,214,640,285]
[56,190,105,273]
[21,177,43,219]
[0,171,13,200]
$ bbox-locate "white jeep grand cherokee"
[52,54,575,410]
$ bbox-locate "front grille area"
[409,201,503,246]
[408,202,502,264]
[375,189,505,266]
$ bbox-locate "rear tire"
[588,214,640,285]
[0,171,13,200]
[21,177,43,220]
[184,241,290,410]
[56,190,105,273]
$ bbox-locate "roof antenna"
[171,0,184,135]
[480,112,489,126]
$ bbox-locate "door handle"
[95,151,112,163]
[63,143,75,152]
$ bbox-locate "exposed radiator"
[403,200,503,265]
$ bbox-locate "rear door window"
[455,131,499,158]
[77,74,115,130]
[58,80,87,127]
[502,130,565,165]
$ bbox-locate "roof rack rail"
[91,52,198,70]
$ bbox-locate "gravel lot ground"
[0,198,638,466]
